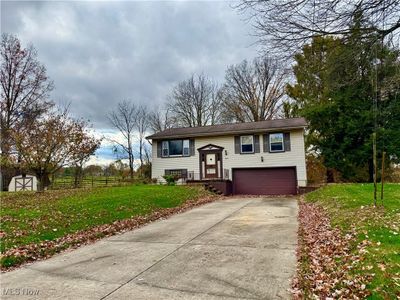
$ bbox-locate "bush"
[386,165,400,183]
[133,177,152,185]
[162,175,179,186]
[306,154,326,185]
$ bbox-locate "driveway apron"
[1,197,298,300]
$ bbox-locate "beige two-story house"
[146,118,307,195]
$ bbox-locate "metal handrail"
[187,169,230,181]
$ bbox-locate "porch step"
[204,183,223,195]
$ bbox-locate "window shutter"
[284,132,291,151]
[157,141,162,157]
[254,135,260,153]
[189,139,195,156]
[263,134,270,152]
[234,136,240,154]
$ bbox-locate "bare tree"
[142,142,152,179]
[148,107,174,133]
[220,57,287,122]
[0,34,54,160]
[238,0,400,54]
[72,136,100,188]
[168,74,222,127]
[143,142,151,165]
[135,105,149,176]
[107,101,137,179]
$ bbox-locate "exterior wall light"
[224,150,228,156]
[261,156,264,162]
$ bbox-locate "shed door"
[233,167,297,195]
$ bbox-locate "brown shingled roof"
[146,117,307,140]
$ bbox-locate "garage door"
[233,167,297,195]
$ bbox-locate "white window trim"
[162,141,169,157]
[240,135,254,153]
[269,133,285,152]
[183,139,190,156]
[162,139,190,157]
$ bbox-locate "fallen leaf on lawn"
[378,263,386,271]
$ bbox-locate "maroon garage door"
[232,167,297,195]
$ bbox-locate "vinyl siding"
[151,129,307,187]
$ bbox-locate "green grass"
[305,183,400,299]
[0,185,207,254]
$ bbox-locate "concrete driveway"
[1,197,298,300]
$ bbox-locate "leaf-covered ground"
[0,185,216,270]
[293,183,400,299]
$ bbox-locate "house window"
[165,169,187,178]
[270,133,284,152]
[169,140,183,156]
[240,135,254,153]
[162,139,190,157]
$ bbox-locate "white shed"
[8,174,38,192]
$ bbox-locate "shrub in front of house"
[162,175,179,185]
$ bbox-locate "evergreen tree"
[288,14,400,181]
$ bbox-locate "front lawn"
[297,183,400,299]
[0,185,211,269]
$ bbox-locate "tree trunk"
[0,128,11,158]
[74,166,83,188]
[36,171,51,191]
[139,141,143,178]
[368,159,374,183]
[128,152,134,179]
[326,168,335,183]
[0,166,17,191]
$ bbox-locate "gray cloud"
[1,0,258,129]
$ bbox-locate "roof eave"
[146,125,306,140]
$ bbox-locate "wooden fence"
[49,176,134,189]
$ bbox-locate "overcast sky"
[2,0,258,165]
